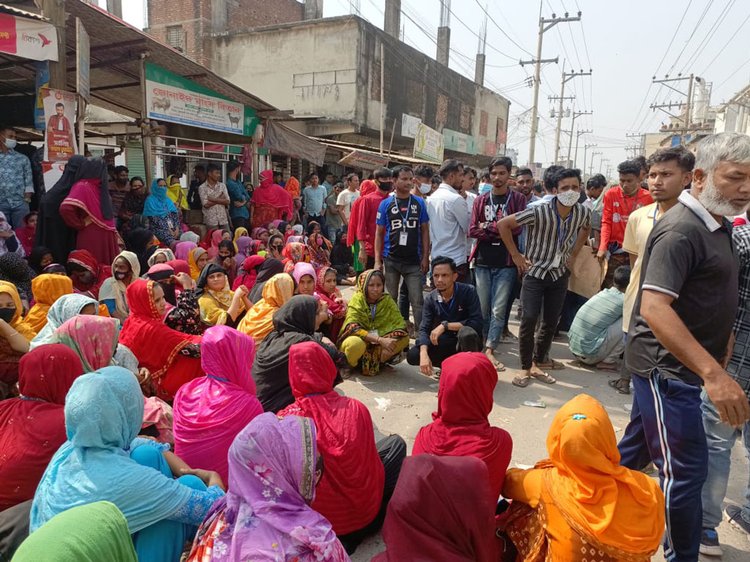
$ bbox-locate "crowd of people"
[0,125,749,561]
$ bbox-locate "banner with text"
[145,62,258,136]
[0,13,58,61]
[413,122,444,164]
[42,88,77,162]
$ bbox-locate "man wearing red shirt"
[597,159,653,287]
[355,167,393,270]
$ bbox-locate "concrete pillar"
[304,0,324,20]
[436,26,450,66]
[475,53,485,86]
[384,0,401,40]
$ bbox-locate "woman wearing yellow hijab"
[502,394,665,562]
[233,227,249,252]
[0,281,35,390]
[22,274,74,334]
[187,247,209,281]
[237,273,294,343]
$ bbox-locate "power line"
[667,0,714,74]
[676,0,737,76]
[699,10,750,76]
[472,0,535,57]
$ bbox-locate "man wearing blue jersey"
[375,165,430,329]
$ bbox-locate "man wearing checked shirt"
[0,126,33,230]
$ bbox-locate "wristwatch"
[441,321,449,331]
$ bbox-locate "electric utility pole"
[567,111,592,164]
[590,151,602,177]
[519,8,580,165]
[583,143,596,178]
[649,74,696,140]
[573,129,592,169]
[553,67,592,163]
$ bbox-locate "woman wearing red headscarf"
[232,255,265,291]
[413,352,513,500]
[65,249,110,300]
[345,179,377,273]
[119,278,203,401]
[0,345,84,511]
[59,157,120,265]
[373,455,500,562]
[278,341,405,554]
[251,170,293,229]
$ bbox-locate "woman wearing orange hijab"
[237,273,295,343]
[502,394,665,562]
[23,274,74,334]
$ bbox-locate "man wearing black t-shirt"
[469,157,527,369]
[375,165,430,329]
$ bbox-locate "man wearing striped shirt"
[498,168,591,387]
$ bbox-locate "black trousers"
[338,434,406,554]
[406,326,481,368]
[518,272,569,370]
[0,500,31,562]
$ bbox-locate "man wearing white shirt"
[427,159,470,282]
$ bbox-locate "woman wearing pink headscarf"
[172,326,263,482]
[250,170,293,229]
[174,240,197,261]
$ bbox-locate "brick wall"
[146,0,304,66]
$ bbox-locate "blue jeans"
[618,370,707,562]
[384,258,424,328]
[475,266,516,350]
[700,391,750,529]
[0,202,29,230]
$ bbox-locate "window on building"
[166,25,184,52]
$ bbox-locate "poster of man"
[42,88,77,162]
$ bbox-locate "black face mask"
[114,271,128,281]
[0,307,16,323]
[159,282,177,306]
[378,181,393,192]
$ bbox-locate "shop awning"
[0,0,280,126]
[264,121,327,166]
[0,4,58,62]
[312,137,440,167]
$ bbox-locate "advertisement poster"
[413,122,444,164]
[34,61,49,130]
[145,62,258,136]
[0,13,58,62]
[42,160,66,192]
[42,88,78,162]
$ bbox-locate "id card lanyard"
[398,196,413,246]
[552,206,573,268]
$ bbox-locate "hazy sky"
[110,0,750,177]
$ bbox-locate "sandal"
[531,371,557,384]
[608,378,631,395]
[535,359,565,370]
[512,375,532,388]
[595,362,619,372]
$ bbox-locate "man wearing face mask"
[0,126,33,230]
[98,251,141,321]
[498,168,591,388]
[412,165,435,199]
[354,167,393,270]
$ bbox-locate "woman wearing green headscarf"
[338,269,409,376]
[14,501,137,562]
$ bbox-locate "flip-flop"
[608,378,631,394]
[512,375,532,388]
[489,359,506,372]
[595,362,619,372]
[531,371,557,384]
[535,359,565,370]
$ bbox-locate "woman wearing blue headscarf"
[30,367,225,562]
[143,178,181,248]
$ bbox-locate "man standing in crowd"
[0,125,33,229]
[199,163,230,231]
[303,173,327,231]
[226,160,250,231]
[188,164,206,211]
[375,165,430,330]
[108,165,131,218]
[619,133,750,562]
[413,165,435,199]
[700,207,750,557]
[322,171,335,196]
[355,167,393,270]
[469,156,527,371]
[597,159,653,287]
[325,182,345,242]
[498,168,591,388]
[463,166,479,195]
[427,160,470,281]
[515,167,539,205]
[336,173,360,228]
[407,256,483,374]
[608,146,694,394]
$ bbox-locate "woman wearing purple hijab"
[234,236,253,269]
[187,413,350,562]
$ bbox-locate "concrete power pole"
[573,129,592,168]
[589,151,602,177]
[567,111,592,164]
[582,143,596,178]
[519,8,580,166]
[649,74,696,141]
[552,67,592,164]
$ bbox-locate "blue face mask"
[3,138,17,150]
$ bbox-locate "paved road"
[335,312,749,561]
